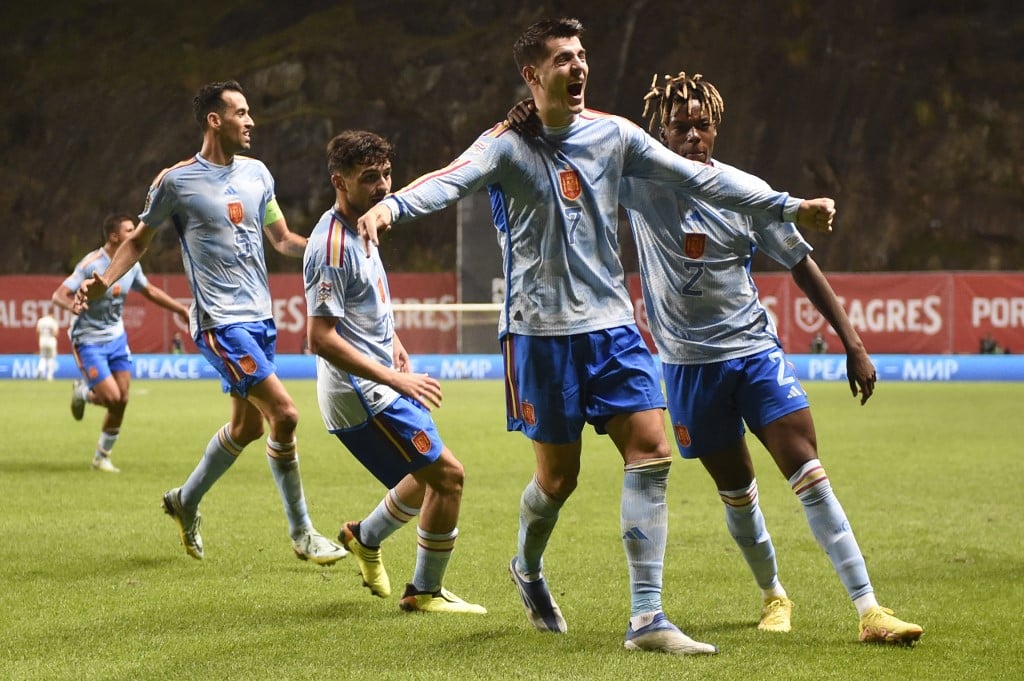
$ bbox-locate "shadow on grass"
[3,460,99,474]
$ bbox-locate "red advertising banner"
[786,272,952,354]
[951,272,1024,355]
[5,272,1022,356]
[0,273,457,354]
[627,271,1024,356]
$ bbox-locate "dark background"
[2,0,1021,276]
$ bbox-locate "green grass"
[2,379,1023,680]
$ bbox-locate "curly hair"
[641,71,724,134]
[326,130,394,175]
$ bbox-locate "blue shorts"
[331,396,444,489]
[663,347,810,459]
[501,326,665,444]
[72,334,132,388]
[195,320,277,398]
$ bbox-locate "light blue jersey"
[139,154,275,334]
[62,248,149,346]
[620,160,813,364]
[303,210,400,430]
[381,111,803,338]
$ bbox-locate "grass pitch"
[2,378,1022,680]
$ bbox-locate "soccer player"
[304,130,485,614]
[35,312,59,381]
[74,80,346,565]
[622,70,922,644]
[357,18,835,655]
[52,213,189,473]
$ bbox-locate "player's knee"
[233,422,265,447]
[110,394,129,413]
[543,473,578,500]
[272,403,299,433]
[431,455,465,497]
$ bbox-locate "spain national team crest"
[674,424,692,447]
[238,355,257,375]
[683,233,706,259]
[227,201,244,225]
[558,169,581,201]
[521,401,537,426]
[412,430,432,454]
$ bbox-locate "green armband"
[263,197,284,224]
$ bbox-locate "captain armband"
[263,197,284,224]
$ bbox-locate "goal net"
[392,302,502,354]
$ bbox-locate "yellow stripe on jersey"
[327,216,345,268]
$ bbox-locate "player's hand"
[795,198,835,233]
[392,371,443,410]
[393,337,411,373]
[846,349,877,405]
[506,98,542,138]
[357,203,393,258]
[72,275,108,313]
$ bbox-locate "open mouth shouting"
[567,81,585,107]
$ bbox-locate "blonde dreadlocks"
[641,71,725,134]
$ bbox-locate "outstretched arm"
[74,222,156,313]
[307,315,442,410]
[356,203,394,258]
[790,255,875,404]
[794,198,836,234]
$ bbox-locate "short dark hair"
[192,80,245,130]
[102,213,135,238]
[513,17,584,70]
[326,130,394,176]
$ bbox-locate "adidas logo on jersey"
[787,385,804,399]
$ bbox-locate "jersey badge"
[227,201,244,225]
[238,354,258,375]
[521,400,537,426]
[558,169,581,201]
[683,233,706,259]
[674,424,692,447]
[376,278,387,303]
[111,284,122,297]
[316,280,333,304]
[412,430,432,454]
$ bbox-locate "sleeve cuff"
[781,196,802,223]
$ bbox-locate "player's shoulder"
[468,120,520,152]
[580,108,643,131]
[307,210,355,269]
[76,248,108,271]
[150,155,201,187]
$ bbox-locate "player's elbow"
[306,328,328,357]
